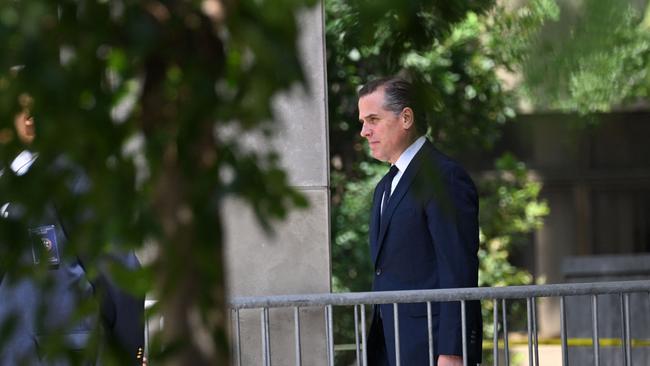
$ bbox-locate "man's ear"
[401,107,414,129]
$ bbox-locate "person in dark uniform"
[0,109,146,365]
[358,77,482,366]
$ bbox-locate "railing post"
[532,297,539,366]
[623,293,631,366]
[294,307,301,366]
[393,303,401,366]
[325,305,334,366]
[560,296,568,366]
[361,304,368,366]
[526,298,534,366]
[502,299,510,366]
[234,309,242,366]
[493,299,499,366]
[461,300,468,366]
[261,307,271,366]
[619,294,626,366]
[354,305,361,366]
[427,301,434,366]
[592,295,599,366]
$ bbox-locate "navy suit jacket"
[367,140,482,365]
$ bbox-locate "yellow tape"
[482,338,650,349]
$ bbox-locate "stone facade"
[223,4,330,366]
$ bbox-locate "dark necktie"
[381,165,399,215]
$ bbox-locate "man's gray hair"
[358,76,427,134]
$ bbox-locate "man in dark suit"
[358,77,482,366]
[0,110,145,365]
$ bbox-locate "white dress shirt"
[381,136,426,213]
[391,135,426,194]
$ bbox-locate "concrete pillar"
[223,4,330,366]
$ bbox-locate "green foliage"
[478,154,549,338]
[331,160,385,362]
[486,0,560,67]
[331,162,383,294]
[327,0,512,162]
[0,0,314,364]
[479,154,549,285]
[520,0,650,114]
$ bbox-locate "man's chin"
[367,148,387,162]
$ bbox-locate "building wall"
[482,111,650,337]
[223,4,330,365]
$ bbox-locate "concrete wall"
[223,3,330,365]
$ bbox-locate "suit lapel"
[373,141,430,265]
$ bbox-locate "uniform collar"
[10,150,38,176]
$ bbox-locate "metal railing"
[229,280,650,366]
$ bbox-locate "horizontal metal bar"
[229,280,650,309]
[333,338,650,351]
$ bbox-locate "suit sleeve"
[93,253,145,364]
[425,164,480,357]
[56,163,145,364]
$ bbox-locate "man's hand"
[438,354,463,366]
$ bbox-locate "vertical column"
[223,3,330,366]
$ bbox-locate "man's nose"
[360,122,370,138]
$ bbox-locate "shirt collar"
[393,136,426,172]
[10,150,38,176]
